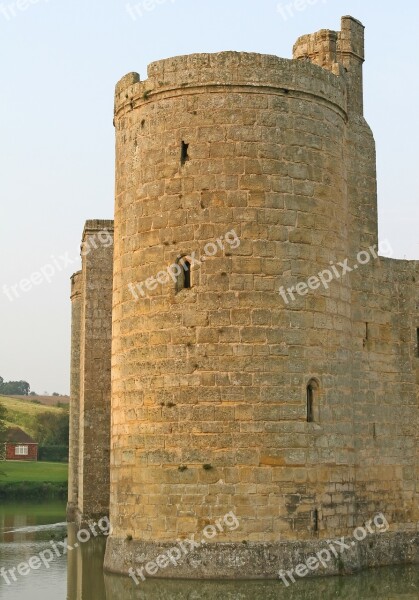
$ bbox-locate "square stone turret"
[293,16,365,113]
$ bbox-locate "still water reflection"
[0,502,418,600]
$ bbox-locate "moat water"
[0,501,418,600]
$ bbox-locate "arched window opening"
[306,379,319,423]
[307,385,314,423]
[183,259,191,289]
[176,256,192,292]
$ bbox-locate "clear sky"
[0,0,418,395]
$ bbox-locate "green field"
[0,461,68,499]
[0,461,68,483]
[0,394,67,437]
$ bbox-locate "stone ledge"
[103,530,419,580]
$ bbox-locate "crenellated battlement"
[114,51,348,121]
[115,17,365,122]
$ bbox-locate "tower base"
[103,530,419,580]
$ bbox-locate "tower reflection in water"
[66,523,107,600]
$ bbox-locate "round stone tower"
[105,17,374,578]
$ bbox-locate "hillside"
[0,395,68,440]
[13,395,69,406]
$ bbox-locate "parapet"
[114,16,365,121]
[114,50,347,121]
[82,219,114,241]
[293,29,341,72]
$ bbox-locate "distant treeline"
[38,446,69,463]
[0,376,30,396]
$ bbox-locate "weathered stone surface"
[104,531,419,579]
[70,15,419,579]
[67,270,82,522]
[68,220,114,527]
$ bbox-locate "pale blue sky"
[0,1,418,394]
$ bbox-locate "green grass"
[0,395,67,439]
[0,395,67,416]
[0,461,68,483]
[0,461,68,500]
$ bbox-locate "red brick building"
[4,427,38,461]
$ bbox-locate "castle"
[68,16,419,579]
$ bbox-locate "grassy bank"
[0,461,68,499]
[0,395,67,438]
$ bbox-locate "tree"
[0,402,6,466]
[0,379,30,396]
[17,381,30,395]
[0,402,7,442]
[33,411,69,447]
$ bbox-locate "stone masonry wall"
[76,220,114,525]
[96,15,419,578]
[67,270,82,521]
[352,258,419,529]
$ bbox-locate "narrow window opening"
[306,378,319,423]
[313,508,319,532]
[363,322,369,348]
[183,260,191,289]
[307,385,314,423]
[180,141,189,166]
[176,256,192,292]
[417,328,419,357]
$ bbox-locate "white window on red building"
[15,445,29,456]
